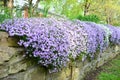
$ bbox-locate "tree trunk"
[106,17,112,24]
[84,0,90,16]
[24,7,29,18]
[3,0,8,7]
[8,0,13,8]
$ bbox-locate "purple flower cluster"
[74,21,106,60]
[108,25,120,45]
[0,18,120,73]
[74,21,120,60]
[53,18,88,59]
[0,18,70,73]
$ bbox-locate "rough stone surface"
[1,72,25,80]
[8,60,27,74]
[0,64,8,78]
[45,67,71,80]
[24,66,46,80]
[0,32,120,80]
[0,46,16,64]
[0,31,19,47]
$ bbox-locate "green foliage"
[98,72,119,80]
[61,0,83,19]
[43,4,50,17]
[112,22,120,26]
[0,8,12,23]
[39,0,52,17]
[97,55,120,80]
[15,7,22,18]
[77,14,100,23]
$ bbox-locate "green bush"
[77,14,100,23]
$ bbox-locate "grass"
[97,55,120,80]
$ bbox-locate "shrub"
[77,14,100,23]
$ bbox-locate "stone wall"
[0,31,120,80]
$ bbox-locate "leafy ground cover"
[84,54,120,80]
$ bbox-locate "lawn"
[97,55,120,80]
[84,54,120,80]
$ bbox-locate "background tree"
[61,0,83,19]
[73,0,120,25]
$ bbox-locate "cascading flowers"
[0,18,120,73]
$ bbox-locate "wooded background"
[0,0,120,26]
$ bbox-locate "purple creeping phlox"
[0,18,120,73]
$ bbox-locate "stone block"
[8,60,27,74]
[46,67,71,80]
[24,66,46,80]
[1,72,25,80]
[96,58,105,67]
[7,37,19,47]
[0,64,8,78]
[0,32,8,38]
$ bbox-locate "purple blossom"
[1,17,120,73]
